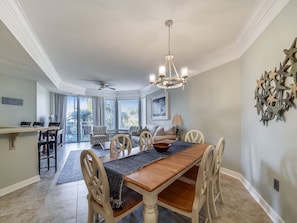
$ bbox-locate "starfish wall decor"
[254,37,297,126]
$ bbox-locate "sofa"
[131,124,176,147]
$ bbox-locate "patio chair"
[90,126,109,145]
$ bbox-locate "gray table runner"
[103,141,195,209]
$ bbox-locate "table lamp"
[172,114,183,134]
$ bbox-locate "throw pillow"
[164,126,176,135]
[155,127,165,136]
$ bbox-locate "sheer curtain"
[92,96,104,126]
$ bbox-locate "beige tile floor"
[0,142,272,223]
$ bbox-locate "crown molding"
[192,0,289,77]
[0,0,290,94]
[0,0,62,88]
[236,0,290,57]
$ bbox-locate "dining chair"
[80,149,143,223]
[185,129,205,143]
[179,137,225,218]
[158,145,214,223]
[209,137,225,218]
[110,134,132,153]
[139,130,154,147]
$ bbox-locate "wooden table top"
[124,143,208,192]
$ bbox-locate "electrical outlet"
[274,178,279,192]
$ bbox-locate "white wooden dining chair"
[179,137,225,218]
[139,130,154,147]
[158,145,214,223]
[185,129,205,143]
[209,137,225,217]
[80,149,143,223]
[110,134,132,153]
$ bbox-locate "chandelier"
[149,20,189,89]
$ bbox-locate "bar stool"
[20,121,31,127]
[38,129,58,174]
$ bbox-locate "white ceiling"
[0,0,289,95]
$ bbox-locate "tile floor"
[0,142,272,223]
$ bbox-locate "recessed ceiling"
[0,0,289,95]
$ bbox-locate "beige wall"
[0,74,36,126]
[240,1,297,222]
[36,82,51,126]
[0,74,50,126]
[169,60,242,172]
[146,1,297,221]
[0,132,39,190]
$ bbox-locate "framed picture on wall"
[152,92,169,120]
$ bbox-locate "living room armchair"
[90,126,109,145]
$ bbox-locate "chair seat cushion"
[158,179,195,212]
[113,186,142,217]
[182,165,199,182]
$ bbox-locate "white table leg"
[143,193,158,223]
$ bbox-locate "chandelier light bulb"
[159,66,166,77]
[149,73,156,83]
[181,67,188,78]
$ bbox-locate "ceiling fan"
[97,81,116,90]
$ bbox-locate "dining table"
[99,141,209,223]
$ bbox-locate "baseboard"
[0,175,40,197]
[221,168,285,223]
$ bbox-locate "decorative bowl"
[153,142,171,152]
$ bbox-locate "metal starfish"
[289,83,297,98]
[283,92,295,110]
[288,62,297,83]
[254,100,264,115]
[283,38,297,64]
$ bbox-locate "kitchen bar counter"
[0,126,58,150]
[0,126,58,197]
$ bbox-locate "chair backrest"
[48,122,60,127]
[110,134,132,153]
[139,130,154,147]
[194,145,214,207]
[32,121,45,127]
[213,137,225,176]
[93,126,107,135]
[185,129,205,143]
[80,150,113,218]
[20,121,31,127]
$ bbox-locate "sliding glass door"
[65,96,93,143]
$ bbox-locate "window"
[104,98,140,130]
[118,99,139,129]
